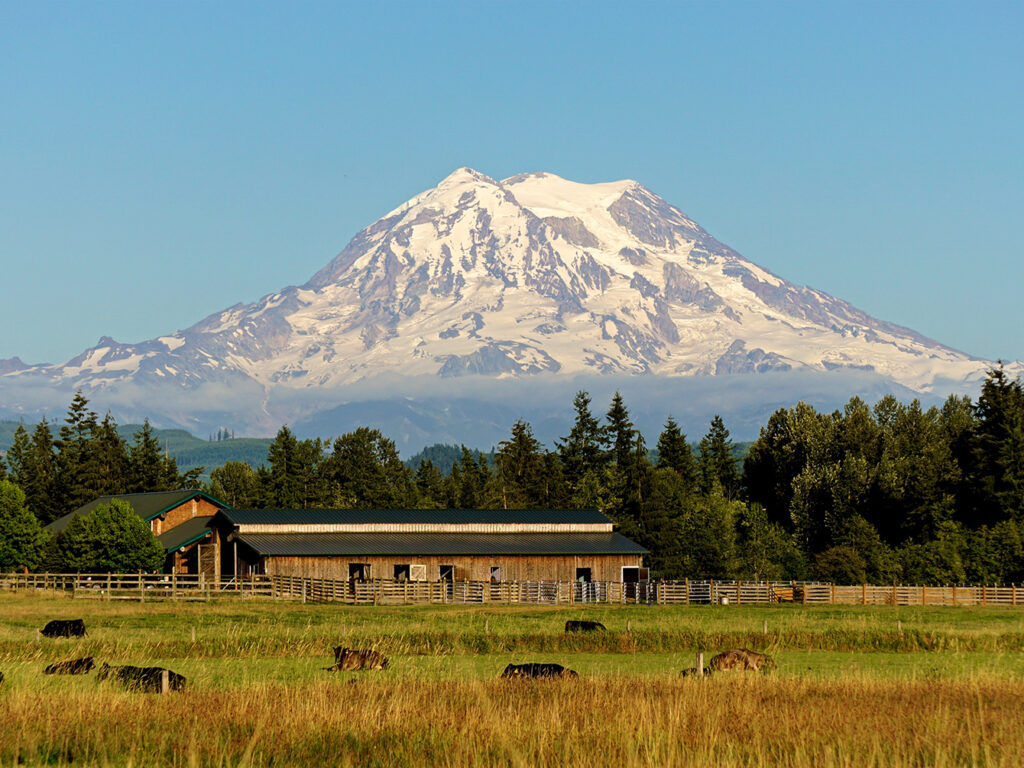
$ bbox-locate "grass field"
[2,593,1024,766]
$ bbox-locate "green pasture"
[3,592,1024,687]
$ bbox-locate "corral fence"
[2,573,1023,607]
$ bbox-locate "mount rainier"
[0,168,1006,448]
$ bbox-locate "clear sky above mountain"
[1,1,1021,365]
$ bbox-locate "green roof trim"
[158,516,215,552]
[219,508,612,526]
[235,532,647,557]
[48,490,230,533]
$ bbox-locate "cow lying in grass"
[707,649,776,672]
[565,620,606,633]
[44,657,95,675]
[325,647,389,671]
[501,663,578,679]
[96,663,186,692]
[40,619,87,638]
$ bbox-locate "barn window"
[394,564,411,582]
[490,566,501,583]
[410,564,427,581]
[575,568,592,583]
[348,563,370,580]
[439,565,455,582]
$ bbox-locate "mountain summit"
[0,169,1003,442]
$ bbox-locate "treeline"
[1,393,201,525]
[2,369,1023,583]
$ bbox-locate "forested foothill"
[2,367,1023,584]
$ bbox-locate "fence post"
[982,584,987,605]
[697,652,704,677]
[161,669,169,695]
[736,580,742,606]
[892,583,897,606]
[685,577,690,605]
[831,584,836,604]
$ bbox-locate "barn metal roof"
[219,508,613,526]
[48,490,228,533]
[234,532,647,557]
[158,517,214,553]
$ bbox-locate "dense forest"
[2,367,1023,584]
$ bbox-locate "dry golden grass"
[3,675,1024,767]
[4,593,1024,766]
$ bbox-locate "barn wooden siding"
[262,554,641,582]
[153,497,221,536]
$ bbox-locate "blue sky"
[1,1,1021,365]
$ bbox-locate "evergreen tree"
[264,426,325,508]
[55,391,103,511]
[413,459,446,509]
[325,428,414,508]
[970,366,1024,524]
[637,468,688,578]
[697,415,740,499]
[655,416,696,492]
[557,391,608,489]
[495,420,544,508]
[56,499,165,573]
[127,419,174,493]
[0,480,51,572]
[27,419,58,524]
[94,412,128,497]
[605,392,634,469]
[5,424,32,484]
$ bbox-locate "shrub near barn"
[56,499,165,573]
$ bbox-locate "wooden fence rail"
[0,573,1020,607]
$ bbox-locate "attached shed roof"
[235,532,647,557]
[219,508,612,526]
[158,516,214,553]
[48,490,227,533]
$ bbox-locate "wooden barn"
[48,490,228,575]
[208,508,647,583]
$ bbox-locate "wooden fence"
[1,573,1021,606]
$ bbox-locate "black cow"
[564,620,606,633]
[44,657,96,675]
[40,619,87,638]
[0,670,4,686]
[501,663,578,679]
[96,663,186,692]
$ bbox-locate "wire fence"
[2,572,1023,607]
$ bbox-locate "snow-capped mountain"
[1,168,1011,443]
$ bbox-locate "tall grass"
[2,676,1022,767]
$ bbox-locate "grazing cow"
[44,657,95,675]
[708,649,776,673]
[500,663,578,680]
[325,647,389,671]
[0,670,4,686]
[40,619,87,638]
[96,663,186,692]
[564,620,607,633]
